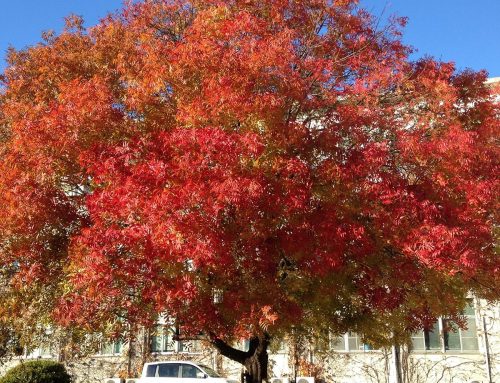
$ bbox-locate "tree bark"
[393,343,403,383]
[210,333,270,383]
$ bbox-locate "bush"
[0,360,71,383]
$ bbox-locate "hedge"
[0,360,71,383]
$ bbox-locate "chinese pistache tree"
[0,1,498,382]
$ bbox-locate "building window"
[98,339,123,355]
[329,335,345,351]
[444,301,479,351]
[412,321,441,351]
[25,344,53,359]
[424,321,441,351]
[151,326,176,353]
[178,327,203,353]
[178,338,202,353]
[151,326,202,354]
[411,300,478,352]
[329,333,374,352]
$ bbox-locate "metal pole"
[482,316,492,383]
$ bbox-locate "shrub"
[0,360,71,383]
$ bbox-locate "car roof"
[144,361,201,366]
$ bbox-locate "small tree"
[0,1,498,383]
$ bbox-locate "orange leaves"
[0,0,498,345]
[334,0,357,6]
[259,306,278,330]
[172,9,298,126]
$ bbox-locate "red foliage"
[0,0,498,345]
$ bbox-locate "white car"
[140,361,229,383]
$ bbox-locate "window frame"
[411,300,479,353]
[96,339,124,356]
[329,332,377,353]
[150,325,203,354]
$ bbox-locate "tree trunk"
[243,336,269,383]
[211,333,270,383]
[392,343,403,383]
[127,335,134,378]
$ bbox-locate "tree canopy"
[0,0,498,380]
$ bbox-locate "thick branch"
[209,334,248,364]
[208,333,271,366]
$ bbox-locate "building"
[0,296,498,383]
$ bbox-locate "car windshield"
[198,365,221,378]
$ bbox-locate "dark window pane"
[463,300,475,315]
[444,320,461,351]
[158,363,180,378]
[113,341,122,354]
[425,321,441,350]
[182,364,203,378]
[146,365,157,377]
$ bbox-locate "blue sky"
[361,0,500,77]
[0,1,499,77]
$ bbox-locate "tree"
[0,1,498,382]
